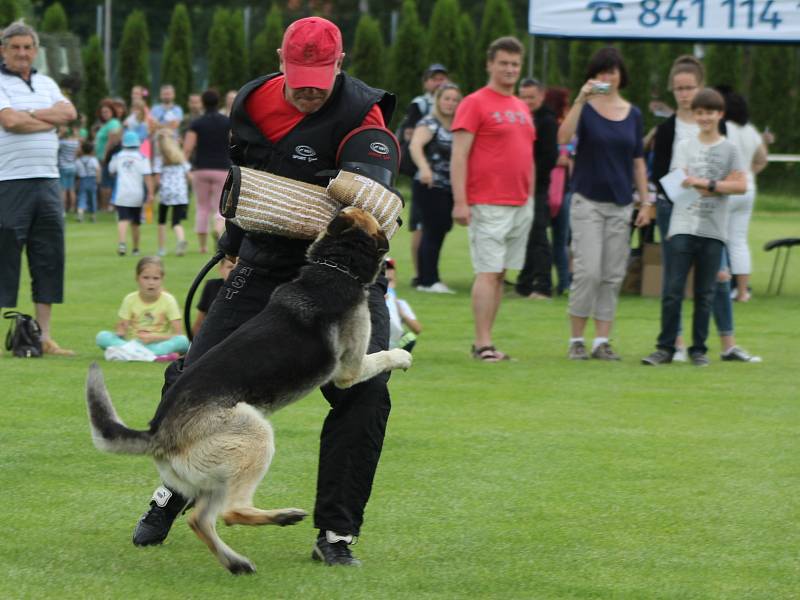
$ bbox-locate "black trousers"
[164,259,392,537]
[516,188,553,296]
[413,180,453,286]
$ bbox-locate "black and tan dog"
[86,207,412,574]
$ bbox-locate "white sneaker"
[157,247,167,257]
[416,282,455,294]
[672,348,688,363]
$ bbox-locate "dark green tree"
[81,34,108,118]
[477,0,516,59]
[458,12,480,93]
[40,2,68,33]
[620,42,653,126]
[749,45,795,150]
[0,0,19,27]
[161,4,193,106]
[349,14,384,89]
[227,9,249,92]
[207,8,231,92]
[250,3,283,79]
[704,43,742,92]
[387,0,427,114]
[427,0,465,86]
[118,10,150,98]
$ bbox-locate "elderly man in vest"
[131,17,398,567]
[0,20,77,356]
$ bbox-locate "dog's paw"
[227,558,256,575]
[274,508,308,527]
[388,348,412,371]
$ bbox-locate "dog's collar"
[310,257,368,287]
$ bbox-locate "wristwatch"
[707,179,717,193]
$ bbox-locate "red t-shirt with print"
[245,75,385,142]
[452,86,536,206]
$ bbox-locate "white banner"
[529,0,800,41]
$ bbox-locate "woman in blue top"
[558,47,651,361]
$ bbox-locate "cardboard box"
[640,243,693,298]
[641,243,662,297]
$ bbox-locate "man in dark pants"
[131,16,397,567]
[515,78,558,299]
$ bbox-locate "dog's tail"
[86,362,152,455]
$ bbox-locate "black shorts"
[0,178,65,307]
[158,203,188,227]
[116,205,142,222]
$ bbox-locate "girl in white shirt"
[721,92,769,302]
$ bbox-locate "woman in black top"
[183,89,232,253]
[408,83,462,293]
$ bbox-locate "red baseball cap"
[281,17,343,90]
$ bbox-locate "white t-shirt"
[724,121,762,191]
[0,69,69,181]
[75,155,100,178]
[669,136,744,243]
[109,148,152,207]
[673,116,700,150]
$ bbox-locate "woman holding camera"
[558,47,651,361]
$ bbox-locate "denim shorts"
[59,167,76,190]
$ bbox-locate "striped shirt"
[0,65,68,181]
[58,138,79,170]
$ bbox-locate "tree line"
[1,0,797,153]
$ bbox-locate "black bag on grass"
[4,311,43,358]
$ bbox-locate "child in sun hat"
[108,130,154,256]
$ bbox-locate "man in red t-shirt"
[451,36,536,362]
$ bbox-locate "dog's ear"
[327,211,355,236]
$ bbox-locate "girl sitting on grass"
[96,256,189,361]
[154,129,191,257]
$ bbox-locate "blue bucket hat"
[122,130,141,148]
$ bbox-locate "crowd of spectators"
[1,17,773,366]
[398,37,771,366]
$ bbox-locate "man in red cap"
[130,17,397,567]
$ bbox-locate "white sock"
[326,531,353,544]
[592,337,609,351]
[569,337,584,346]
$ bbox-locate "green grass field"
[2,196,799,599]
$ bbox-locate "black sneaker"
[132,486,191,546]
[641,349,673,366]
[690,352,710,367]
[312,534,362,567]
[721,346,762,363]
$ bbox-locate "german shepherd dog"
[86,207,412,574]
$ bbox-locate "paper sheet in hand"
[659,169,700,208]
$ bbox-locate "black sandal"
[471,345,511,362]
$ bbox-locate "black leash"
[184,250,225,342]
